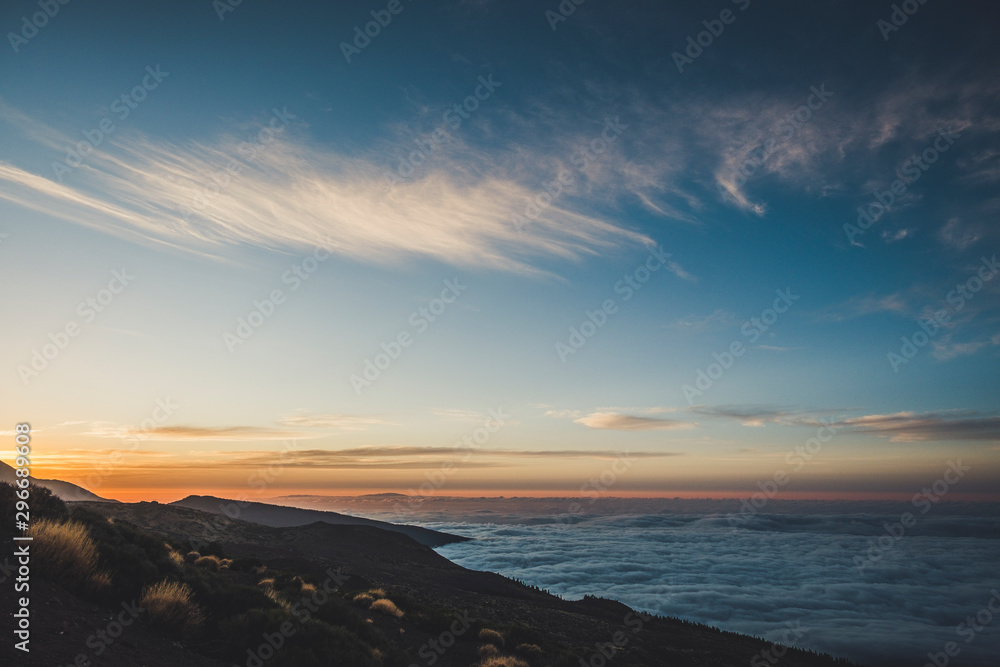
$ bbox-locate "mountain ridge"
[169,493,468,547]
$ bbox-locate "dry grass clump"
[291,575,316,593]
[184,551,200,563]
[353,592,375,606]
[366,588,387,598]
[478,644,500,657]
[140,580,202,631]
[165,545,185,568]
[515,643,543,657]
[257,578,292,611]
[369,598,404,618]
[28,519,107,589]
[194,554,221,571]
[477,657,529,667]
[478,628,505,646]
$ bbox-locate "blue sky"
[1,0,998,499]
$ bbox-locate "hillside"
[53,498,859,667]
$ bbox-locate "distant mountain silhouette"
[0,460,114,502]
[170,494,467,547]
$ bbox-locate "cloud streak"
[0,115,654,276]
[575,412,696,431]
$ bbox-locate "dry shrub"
[515,644,543,656]
[366,588,387,598]
[184,551,200,563]
[166,548,184,568]
[257,578,291,611]
[478,628,505,646]
[28,519,106,588]
[369,598,404,618]
[194,555,221,571]
[477,657,529,667]
[292,575,315,593]
[140,580,202,631]
[478,644,500,657]
[353,593,375,606]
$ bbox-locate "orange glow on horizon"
[87,487,1000,504]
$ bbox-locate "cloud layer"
[422,506,1000,667]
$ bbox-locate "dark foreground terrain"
[1,485,859,666]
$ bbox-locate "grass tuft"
[140,580,202,631]
[194,554,221,571]
[477,657,530,667]
[28,519,104,587]
[369,598,404,618]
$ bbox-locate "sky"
[0,0,998,502]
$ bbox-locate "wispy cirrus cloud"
[834,411,1000,442]
[276,412,388,430]
[82,423,307,441]
[690,405,802,428]
[0,111,654,276]
[574,412,696,431]
[710,76,999,220]
[665,308,737,332]
[44,446,682,471]
[815,293,910,322]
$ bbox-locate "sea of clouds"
[276,496,1000,666]
[429,513,999,667]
